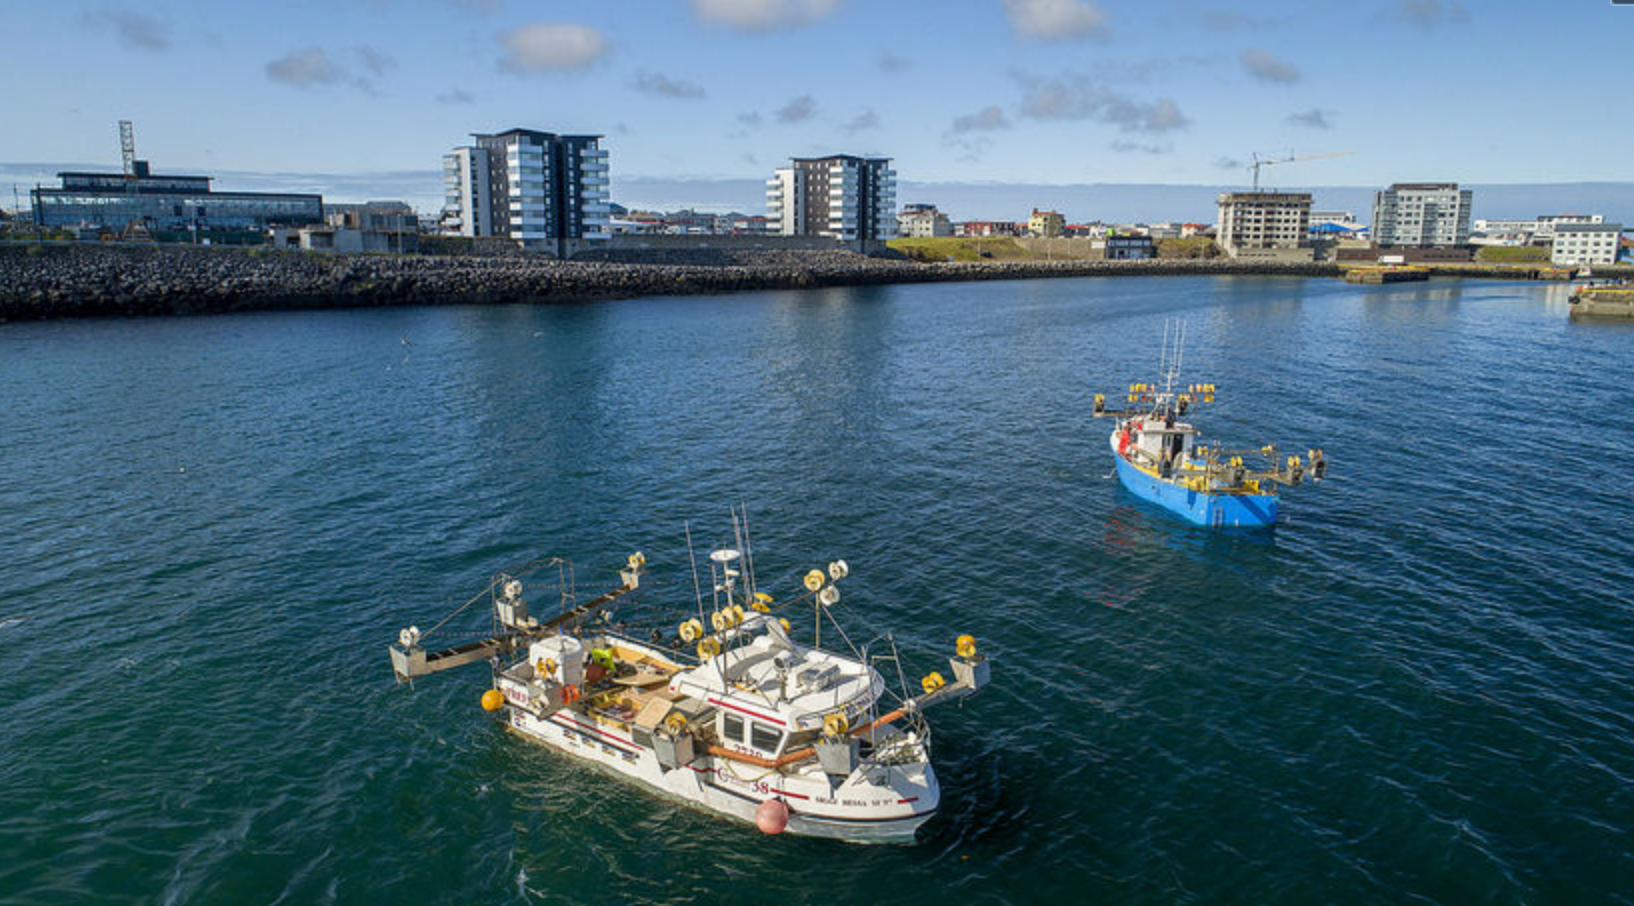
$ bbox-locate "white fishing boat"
[387,512,992,843]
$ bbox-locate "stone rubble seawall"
[0,244,1343,322]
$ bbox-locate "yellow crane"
[1248,150,1353,191]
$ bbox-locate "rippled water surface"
[2,276,1631,905]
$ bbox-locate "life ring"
[663,711,688,735]
[562,683,581,704]
[751,599,771,614]
[536,657,557,679]
[921,672,946,695]
[730,604,746,626]
[803,570,825,592]
[710,610,730,632]
[823,712,849,737]
[955,635,977,659]
[697,637,722,659]
[679,618,703,642]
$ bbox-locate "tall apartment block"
[766,155,896,246]
[442,128,609,256]
[1371,183,1472,248]
[1215,192,1314,261]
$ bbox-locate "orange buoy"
[562,683,581,704]
[480,689,504,712]
[756,798,789,835]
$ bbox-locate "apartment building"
[1551,223,1623,266]
[1371,183,1473,248]
[898,203,952,238]
[442,128,609,256]
[766,155,897,244]
[1215,192,1313,260]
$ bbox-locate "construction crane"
[119,120,137,178]
[1247,150,1352,191]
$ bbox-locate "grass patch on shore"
[1475,245,1550,263]
[888,237,1042,262]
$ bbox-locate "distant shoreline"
[0,243,1616,322]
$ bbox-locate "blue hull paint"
[1111,440,1278,528]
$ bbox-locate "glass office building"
[31,163,323,233]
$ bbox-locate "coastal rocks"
[0,243,1344,322]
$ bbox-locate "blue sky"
[4,0,1632,217]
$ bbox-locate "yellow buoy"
[481,689,504,712]
[921,672,946,695]
[751,599,771,614]
[956,635,977,658]
[803,570,825,592]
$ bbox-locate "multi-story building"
[442,128,609,256]
[956,221,1022,237]
[327,201,417,232]
[1027,208,1065,237]
[1371,183,1473,248]
[1551,223,1623,266]
[898,203,952,238]
[766,155,896,244]
[32,162,321,237]
[1215,192,1313,260]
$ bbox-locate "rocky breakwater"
[0,243,1341,321]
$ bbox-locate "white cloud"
[1239,49,1300,84]
[688,0,841,32]
[633,72,706,99]
[1286,108,1334,129]
[843,110,880,133]
[1002,0,1108,40]
[356,45,395,78]
[1394,0,1467,27]
[498,23,607,72]
[775,95,816,123]
[80,10,171,51]
[266,47,343,87]
[1015,73,1190,133]
[951,106,1011,133]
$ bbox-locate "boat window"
[721,713,744,743]
[750,721,783,754]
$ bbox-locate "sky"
[4,0,1633,220]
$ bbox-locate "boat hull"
[499,690,938,844]
[1110,433,1277,527]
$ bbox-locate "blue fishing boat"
[1093,322,1326,528]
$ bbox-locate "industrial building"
[442,128,610,256]
[766,155,896,246]
[30,123,321,240]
